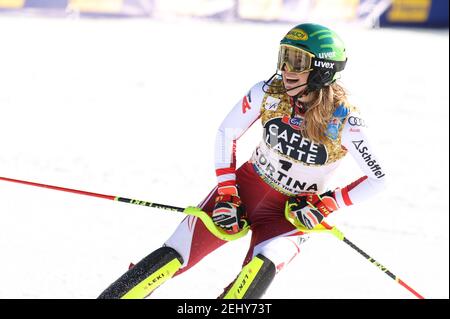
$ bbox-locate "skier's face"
[282,69,310,98]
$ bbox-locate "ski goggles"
[277,45,315,74]
[277,44,347,74]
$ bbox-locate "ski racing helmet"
[277,23,347,93]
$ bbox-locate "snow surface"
[0,16,448,299]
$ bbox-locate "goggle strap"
[335,58,347,72]
[311,57,347,72]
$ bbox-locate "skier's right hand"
[212,189,246,234]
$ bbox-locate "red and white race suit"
[165,80,386,280]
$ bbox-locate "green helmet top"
[280,23,346,62]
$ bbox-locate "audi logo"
[348,116,366,127]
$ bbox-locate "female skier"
[98,23,386,299]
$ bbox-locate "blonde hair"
[301,82,349,144]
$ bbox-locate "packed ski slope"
[0,16,448,299]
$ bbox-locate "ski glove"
[212,193,246,234]
[286,191,339,230]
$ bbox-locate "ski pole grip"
[183,206,250,241]
[320,221,334,230]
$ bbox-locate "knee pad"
[222,254,276,299]
[98,246,183,299]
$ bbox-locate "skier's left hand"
[286,191,339,229]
